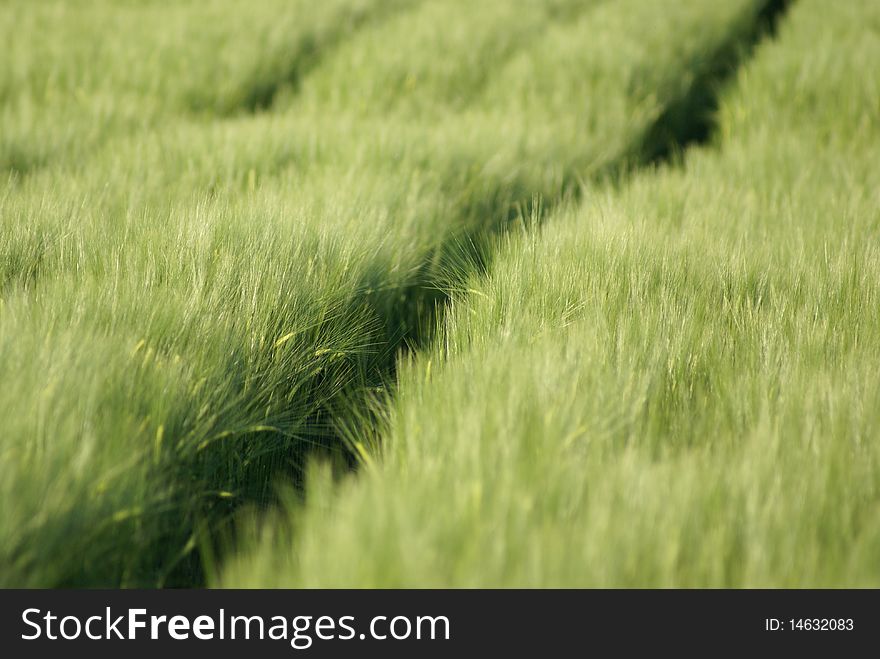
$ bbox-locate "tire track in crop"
[157,0,797,587]
[231,0,427,114]
[158,0,798,587]
[297,0,800,507]
[404,0,796,354]
[389,0,798,431]
[635,0,793,164]
[406,0,795,322]
[328,0,798,504]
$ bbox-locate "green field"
[2,0,879,588]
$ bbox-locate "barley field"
[2,0,878,588]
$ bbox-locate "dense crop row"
[0,0,416,173]
[222,0,880,587]
[0,0,776,586]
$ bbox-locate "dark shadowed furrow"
[637,0,794,163]
[185,0,797,586]
[136,0,798,587]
